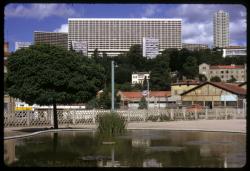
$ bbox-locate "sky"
[4,3,247,52]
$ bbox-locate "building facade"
[68,18,182,56]
[15,42,32,51]
[182,43,209,51]
[199,63,246,82]
[181,82,246,108]
[168,80,201,105]
[213,10,230,48]
[131,72,150,85]
[117,91,171,109]
[34,31,68,49]
[222,46,246,57]
[142,37,159,59]
[71,41,88,56]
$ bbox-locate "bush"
[97,112,127,136]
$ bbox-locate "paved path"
[4,119,246,138]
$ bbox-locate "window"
[221,71,224,74]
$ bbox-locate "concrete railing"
[4,108,246,127]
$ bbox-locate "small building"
[182,43,209,51]
[222,46,246,58]
[168,80,201,105]
[180,82,246,108]
[15,42,32,51]
[117,91,171,109]
[199,63,247,82]
[131,72,150,85]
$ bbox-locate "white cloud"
[54,24,68,32]
[166,4,246,46]
[141,5,161,17]
[182,20,213,45]
[5,4,79,19]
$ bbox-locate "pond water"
[4,130,246,167]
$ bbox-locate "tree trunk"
[53,102,58,129]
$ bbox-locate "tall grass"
[97,112,127,137]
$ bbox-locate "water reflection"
[4,130,246,167]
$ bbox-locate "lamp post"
[111,60,115,112]
[147,78,149,109]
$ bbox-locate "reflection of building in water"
[4,140,17,165]
[132,139,151,148]
[143,159,162,167]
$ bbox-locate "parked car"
[186,104,204,113]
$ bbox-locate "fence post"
[205,108,208,120]
[225,108,228,120]
[183,108,186,120]
[215,108,217,119]
[128,110,131,122]
[72,110,76,125]
[170,108,174,120]
[50,109,54,126]
[194,108,197,120]
[26,111,30,126]
[144,109,147,122]
[92,110,96,124]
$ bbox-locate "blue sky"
[4,3,246,52]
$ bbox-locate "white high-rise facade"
[143,37,159,59]
[213,10,230,48]
[15,42,32,51]
[68,18,182,56]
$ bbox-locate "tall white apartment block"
[68,18,182,56]
[15,42,32,51]
[71,41,88,56]
[131,72,150,85]
[143,37,159,59]
[213,10,230,48]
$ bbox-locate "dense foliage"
[6,44,105,128]
[91,45,246,92]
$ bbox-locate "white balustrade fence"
[4,108,246,127]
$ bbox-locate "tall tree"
[182,56,198,79]
[6,44,105,129]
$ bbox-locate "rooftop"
[210,65,245,69]
[119,91,171,99]
[68,18,182,21]
[181,82,246,96]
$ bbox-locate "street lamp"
[111,60,118,112]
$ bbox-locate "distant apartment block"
[182,43,209,51]
[15,42,32,51]
[142,37,159,59]
[132,72,150,85]
[34,31,68,49]
[199,63,247,82]
[213,10,230,48]
[71,41,88,56]
[222,46,246,57]
[68,18,182,56]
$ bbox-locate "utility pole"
[147,78,149,109]
[111,60,115,112]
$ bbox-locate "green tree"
[227,75,237,83]
[150,52,171,90]
[182,56,198,79]
[6,44,105,129]
[198,74,207,82]
[210,76,222,82]
[138,96,147,109]
[142,76,148,91]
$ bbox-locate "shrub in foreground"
[97,112,127,137]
